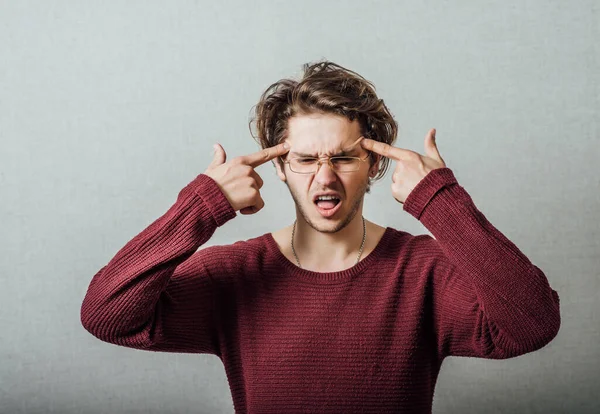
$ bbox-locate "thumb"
[209,143,226,167]
[425,129,439,155]
[425,129,445,165]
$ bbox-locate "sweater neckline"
[263,226,395,285]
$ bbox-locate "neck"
[292,211,366,267]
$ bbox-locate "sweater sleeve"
[403,168,561,361]
[80,173,237,355]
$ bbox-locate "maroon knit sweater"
[80,167,560,413]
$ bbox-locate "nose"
[314,159,338,186]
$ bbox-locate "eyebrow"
[290,149,359,157]
[287,136,365,158]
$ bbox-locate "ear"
[368,154,381,178]
[273,157,287,182]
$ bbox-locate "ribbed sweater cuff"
[403,168,458,220]
[179,173,237,226]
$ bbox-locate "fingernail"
[283,142,290,149]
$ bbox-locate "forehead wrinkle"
[290,136,363,157]
[291,149,355,157]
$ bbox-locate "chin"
[311,221,347,234]
[308,203,361,234]
[289,186,364,233]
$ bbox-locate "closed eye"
[332,157,355,163]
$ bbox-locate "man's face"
[274,112,379,234]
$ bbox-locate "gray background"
[1,0,598,413]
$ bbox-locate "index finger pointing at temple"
[360,138,409,161]
[243,141,290,168]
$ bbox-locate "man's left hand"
[360,128,446,204]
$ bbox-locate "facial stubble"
[286,172,370,234]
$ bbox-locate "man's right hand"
[204,141,290,215]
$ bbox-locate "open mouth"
[314,197,342,217]
[314,198,340,209]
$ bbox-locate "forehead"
[286,113,361,155]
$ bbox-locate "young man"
[81,61,561,413]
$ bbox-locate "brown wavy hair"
[248,59,398,193]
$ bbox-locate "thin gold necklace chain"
[291,216,366,269]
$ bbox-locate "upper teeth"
[316,195,338,201]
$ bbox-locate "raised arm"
[80,174,236,354]
[80,141,290,354]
